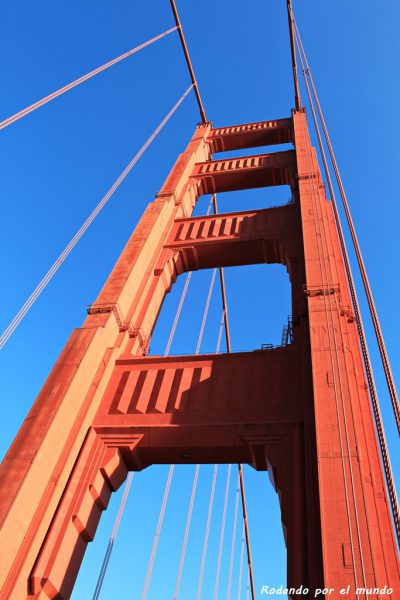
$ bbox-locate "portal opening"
[73,464,288,599]
[150,263,291,356]
[193,187,294,217]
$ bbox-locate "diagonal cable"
[0,27,178,130]
[0,84,193,351]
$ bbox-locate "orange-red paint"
[0,114,398,599]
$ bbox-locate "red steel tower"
[0,109,398,599]
[0,3,399,599]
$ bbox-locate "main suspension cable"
[293,18,400,544]
[0,84,193,351]
[293,18,400,437]
[0,27,178,130]
[169,0,207,122]
[286,0,301,109]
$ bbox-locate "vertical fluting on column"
[0,122,212,600]
[293,108,399,596]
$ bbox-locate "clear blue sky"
[0,1,399,599]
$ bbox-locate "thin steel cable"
[173,236,221,597]
[93,543,113,600]
[164,195,214,356]
[164,273,192,356]
[294,31,381,588]
[245,574,250,600]
[93,191,207,597]
[296,95,361,594]
[286,1,301,109]
[196,465,219,600]
[212,194,232,354]
[294,17,400,546]
[211,193,255,600]
[294,19,400,437]
[237,465,256,600]
[141,464,175,600]
[169,0,207,122]
[196,269,217,353]
[213,464,232,600]
[236,524,245,600]
[92,473,134,600]
[142,195,217,599]
[0,84,194,351]
[0,27,178,130]
[196,314,225,600]
[173,464,200,599]
[216,312,225,353]
[227,473,240,599]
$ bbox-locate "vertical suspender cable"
[236,524,245,600]
[245,573,251,600]
[213,464,232,600]
[212,194,232,354]
[293,18,400,544]
[164,196,214,357]
[92,473,134,600]
[172,267,218,598]
[293,19,400,437]
[227,472,240,598]
[196,312,225,600]
[143,193,217,599]
[142,226,216,598]
[0,84,194,351]
[164,273,192,356]
[141,465,175,600]
[196,269,217,354]
[196,465,219,600]
[238,465,255,598]
[212,193,256,600]
[165,17,257,587]
[216,312,225,354]
[173,465,200,599]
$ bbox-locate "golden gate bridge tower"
[0,1,399,599]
